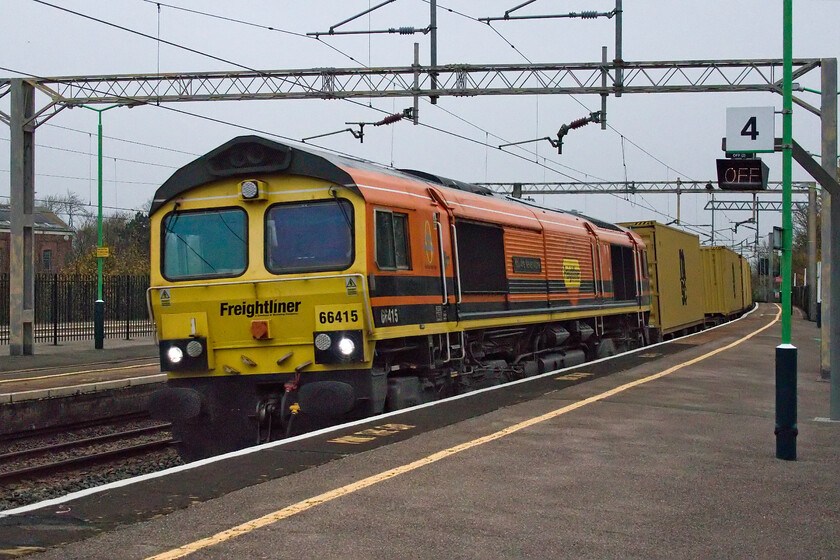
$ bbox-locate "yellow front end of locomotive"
[148,173,373,379]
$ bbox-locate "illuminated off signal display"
[715,158,769,190]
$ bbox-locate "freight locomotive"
[146,135,743,460]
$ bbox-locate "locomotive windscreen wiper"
[330,186,354,234]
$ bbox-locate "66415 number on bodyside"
[318,309,359,324]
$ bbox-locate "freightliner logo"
[220,300,302,318]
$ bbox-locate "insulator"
[398,27,416,35]
[580,11,598,19]
[375,113,404,126]
[568,116,591,129]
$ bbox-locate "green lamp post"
[81,103,120,350]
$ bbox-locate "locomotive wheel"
[596,338,617,359]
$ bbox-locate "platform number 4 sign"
[725,107,775,153]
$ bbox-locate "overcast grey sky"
[2,0,839,254]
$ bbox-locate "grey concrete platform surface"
[0,337,158,374]
[0,337,161,433]
[13,305,840,559]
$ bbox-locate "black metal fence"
[0,274,154,345]
[792,285,812,319]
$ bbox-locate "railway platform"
[0,337,159,394]
[1,304,838,559]
[1,337,158,373]
[0,338,161,436]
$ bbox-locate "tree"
[39,190,91,229]
[62,205,151,275]
[790,163,838,284]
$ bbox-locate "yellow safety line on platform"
[0,363,159,385]
[147,305,781,560]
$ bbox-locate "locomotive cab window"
[375,210,410,270]
[265,199,354,274]
[162,207,248,280]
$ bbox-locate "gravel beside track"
[0,419,184,512]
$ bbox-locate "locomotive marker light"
[239,179,266,201]
[315,333,332,351]
[186,339,204,358]
[313,329,364,364]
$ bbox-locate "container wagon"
[739,254,754,311]
[620,221,705,342]
[701,246,746,323]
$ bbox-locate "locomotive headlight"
[185,339,203,357]
[314,333,332,351]
[313,330,363,364]
[159,337,208,372]
[167,346,184,364]
[240,180,259,199]
[337,337,355,356]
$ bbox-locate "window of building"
[42,249,52,272]
[375,210,410,270]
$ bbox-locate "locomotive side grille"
[508,279,548,294]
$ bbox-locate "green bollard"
[775,344,797,460]
[95,299,105,350]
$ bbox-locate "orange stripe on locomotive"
[335,162,647,322]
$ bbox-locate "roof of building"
[0,205,75,234]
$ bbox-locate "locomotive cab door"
[426,188,460,323]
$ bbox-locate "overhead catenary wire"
[137,0,368,66]
[0,194,148,216]
[43,123,201,156]
[421,0,698,182]
[4,7,604,185]
[137,0,603,183]
[16,1,699,231]
[419,1,697,228]
[0,169,158,185]
[139,0,603,182]
[0,136,179,169]
[412,8,701,230]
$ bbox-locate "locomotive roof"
[149,135,634,241]
[150,135,493,214]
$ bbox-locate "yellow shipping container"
[620,221,705,341]
[740,255,754,310]
[701,246,745,318]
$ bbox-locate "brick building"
[0,205,75,273]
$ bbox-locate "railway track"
[0,411,153,443]
[0,425,175,484]
[0,415,182,512]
